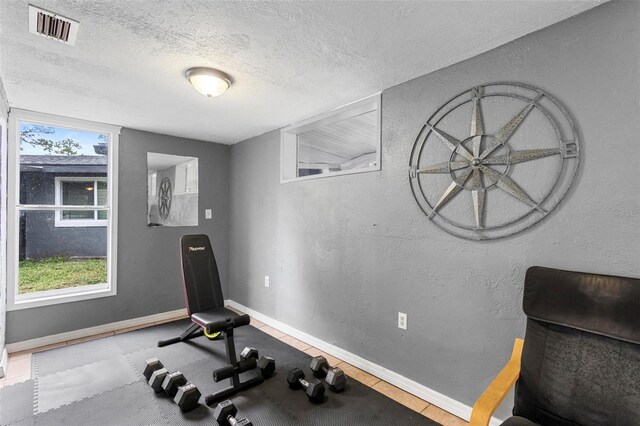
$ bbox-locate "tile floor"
[0,313,469,426]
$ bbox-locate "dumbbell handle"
[226,413,252,426]
[311,357,337,378]
[298,378,312,389]
[213,358,257,382]
[322,365,342,375]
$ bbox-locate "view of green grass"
[19,257,107,293]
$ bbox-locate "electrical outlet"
[205,209,212,219]
[264,276,270,288]
[398,312,407,330]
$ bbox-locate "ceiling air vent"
[28,5,79,45]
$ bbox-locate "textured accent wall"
[229,2,640,418]
[6,128,230,343]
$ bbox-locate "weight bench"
[158,234,264,403]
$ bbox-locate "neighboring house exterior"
[20,155,107,260]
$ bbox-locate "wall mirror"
[147,152,198,227]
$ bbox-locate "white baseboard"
[0,347,8,378]
[225,299,503,426]
[6,308,188,354]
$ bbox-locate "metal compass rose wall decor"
[409,82,579,240]
[158,176,172,220]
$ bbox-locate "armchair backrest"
[514,266,640,425]
[180,234,225,315]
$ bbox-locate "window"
[54,177,108,226]
[281,93,381,182]
[7,109,120,310]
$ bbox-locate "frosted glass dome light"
[185,67,232,98]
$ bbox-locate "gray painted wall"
[229,2,639,418]
[20,172,108,259]
[0,76,9,360]
[0,77,7,118]
[6,128,230,343]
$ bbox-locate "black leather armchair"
[471,266,640,426]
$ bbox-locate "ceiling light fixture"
[185,67,232,98]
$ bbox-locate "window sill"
[54,220,108,228]
[7,283,116,311]
[280,165,381,184]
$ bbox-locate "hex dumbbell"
[310,355,347,392]
[163,374,201,412]
[174,382,202,412]
[144,358,170,393]
[241,347,275,378]
[148,367,170,393]
[257,356,276,379]
[213,400,253,426]
[145,358,186,396]
[162,371,188,397]
[240,347,259,361]
[215,349,276,383]
[240,347,276,379]
[287,368,325,403]
[143,358,164,382]
[144,359,201,412]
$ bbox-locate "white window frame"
[1,110,7,326]
[54,177,108,227]
[173,158,198,195]
[7,109,120,311]
[148,172,157,197]
[280,93,381,183]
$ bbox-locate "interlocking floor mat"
[0,310,440,426]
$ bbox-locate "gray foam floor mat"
[1,309,440,425]
[35,381,165,426]
[3,417,34,426]
[35,337,124,376]
[0,379,34,425]
[36,355,138,414]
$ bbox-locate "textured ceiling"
[0,1,603,144]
